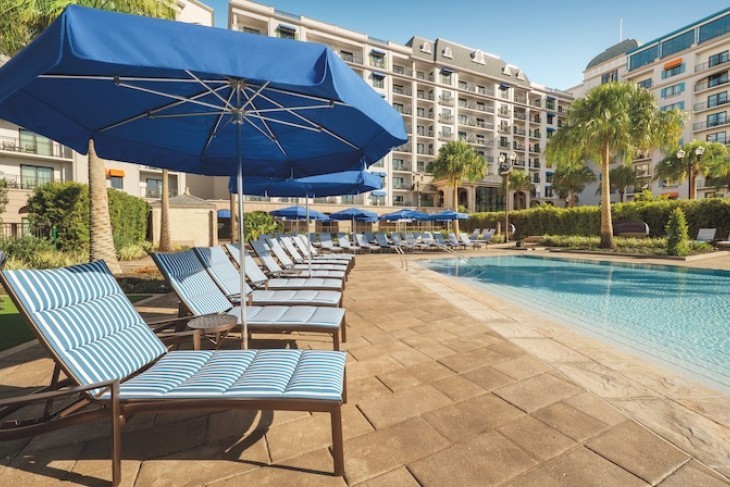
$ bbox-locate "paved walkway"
[0,251,729,485]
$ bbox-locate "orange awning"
[106,169,125,177]
[660,191,679,198]
[664,58,682,70]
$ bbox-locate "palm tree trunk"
[619,189,625,203]
[452,183,460,234]
[230,191,239,243]
[158,169,172,252]
[600,142,615,249]
[88,140,122,274]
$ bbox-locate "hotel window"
[629,45,658,71]
[637,78,653,89]
[146,178,162,198]
[341,195,354,204]
[477,85,486,95]
[475,134,485,145]
[392,176,404,189]
[661,30,694,58]
[458,98,467,108]
[276,24,296,40]
[458,114,467,125]
[661,63,685,79]
[18,129,52,156]
[476,101,486,111]
[242,26,260,35]
[371,73,384,88]
[417,161,427,172]
[458,80,467,90]
[440,70,452,85]
[458,131,467,141]
[708,91,728,108]
[393,102,404,113]
[20,164,53,189]
[544,186,554,198]
[369,51,386,68]
[109,176,123,190]
[660,82,685,98]
[634,163,650,178]
[547,113,555,125]
[419,42,431,54]
[600,70,618,84]
[393,158,405,170]
[709,50,730,67]
[545,98,556,110]
[416,142,425,153]
[340,50,354,62]
[706,132,726,143]
[699,13,730,44]
[708,71,729,88]
[416,125,425,135]
[708,112,727,127]
[393,65,405,75]
[661,101,685,111]
[416,107,425,117]
[442,47,453,59]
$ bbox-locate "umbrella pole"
[306,195,313,274]
[236,124,248,350]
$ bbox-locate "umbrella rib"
[99,84,231,132]
[241,81,270,111]
[39,74,228,84]
[258,84,347,107]
[149,111,228,119]
[117,81,226,112]
[185,70,233,109]
[245,114,321,132]
[247,105,334,114]
[245,97,289,160]
[201,90,237,157]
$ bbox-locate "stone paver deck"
[0,250,729,486]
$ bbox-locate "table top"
[188,314,238,333]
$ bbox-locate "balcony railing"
[515,112,527,121]
[439,96,454,106]
[513,127,526,136]
[0,174,54,190]
[340,52,363,64]
[529,145,541,153]
[417,92,434,101]
[417,111,434,119]
[531,99,542,108]
[695,56,730,73]
[695,76,730,92]
[499,125,511,134]
[529,130,541,138]
[694,98,730,111]
[416,72,434,81]
[438,114,454,123]
[392,164,412,172]
[693,119,729,131]
[392,200,413,207]
[529,115,540,123]
[393,65,413,77]
[513,143,525,151]
[394,143,411,152]
[0,136,73,159]
[392,87,412,96]
[438,131,454,141]
[514,96,527,104]
[498,108,511,117]
[529,161,541,169]
[416,147,434,155]
[370,58,386,68]
[416,130,434,138]
[143,188,179,199]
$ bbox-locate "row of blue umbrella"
[248,207,468,223]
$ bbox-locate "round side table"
[187,314,238,349]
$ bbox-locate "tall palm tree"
[428,140,486,233]
[551,163,596,207]
[1,0,176,273]
[546,82,683,248]
[508,170,534,210]
[653,141,727,200]
[608,165,637,203]
[158,169,172,252]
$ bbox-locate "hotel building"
[572,7,730,204]
[186,0,573,216]
[0,0,214,236]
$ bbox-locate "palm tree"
[653,141,727,200]
[551,163,596,207]
[546,82,683,248]
[608,165,637,203]
[428,140,486,233]
[508,171,534,210]
[158,169,172,252]
[1,0,176,273]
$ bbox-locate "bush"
[537,234,711,256]
[28,250,85,269]
[665,208,690,256]
[0,235,55,262]
[117,244,148,261]
[27,182,149,252]
[243,212,281,241]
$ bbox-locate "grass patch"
[0,294,152,352]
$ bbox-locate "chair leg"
[341,316,347,343]
[333,331,340,351]
[111,381,122,487]
[331,406,345,476]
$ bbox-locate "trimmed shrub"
[0,235,55,262]
[665,207,690,256]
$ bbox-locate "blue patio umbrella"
[427,210,469,221]
[329,207,379,234]
[379,209,430,222]
[269,206,330,221]
[0,6,406,349]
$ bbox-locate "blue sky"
[200,0,730,90]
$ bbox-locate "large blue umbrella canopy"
[0,6,407,178]
[228,171,382,198]
[427,209,469,221]
[270,206,329,222]
[379,209,430,221]
[329,208,378,222]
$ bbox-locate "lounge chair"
[0,255,347,482]
[244,240,347,280]
[264,237,349,273]
[433,232,452,249]
[355,233,381,252]
[319,232,344,253]
[153,250,346,346]
[156,250,343,308]
[279,235,351,267]
[391,233,417,252]
[195,246,344,293]
[292,234,355,263]
[309,232,321,247]
[696,227,717,243]
[375,232,398,252]
[271,237,350,271]
[460,232,482,249]
[336,234,363,254]
[448,233,467,250]
[469,228,481,240]
[364,232,377,245]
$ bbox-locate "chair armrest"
[158,330,201,351]
[0,379,119,409]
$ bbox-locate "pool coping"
[405,250,730,477]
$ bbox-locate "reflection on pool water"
[424,255,730,392]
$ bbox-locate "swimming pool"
[424,255,730,392]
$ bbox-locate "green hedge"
[466,199,730,239]
[27,182,148,252]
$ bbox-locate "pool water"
[424,255,730,391]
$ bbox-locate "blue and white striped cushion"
[153,250,233,315]
[193,246,250,297]
[3,261,166,391]
[103,349,346,401]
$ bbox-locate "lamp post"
[676,146,705,200]
[499,152,516,241]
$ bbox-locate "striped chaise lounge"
[194,246,344,293]
[277,236,353,270]
[0,256,347,484]
[292,234,356,263]
[260,238,350,274]
[242,241,346,281]
[153,250,347,348]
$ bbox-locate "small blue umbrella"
[329,207,379,234]
[379,209,430,222]
[270,206,330,221]
[427,209,469,221]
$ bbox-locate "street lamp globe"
[695,146,705,158]
[676,149,685,160]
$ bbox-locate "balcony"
[0,136,73,159]
[417,92,435,101]
[529,130,541,138]
[392,199,413,207]
[529,160,541,169]
[499,140,510,149]
[513,143,525,151]
[514,112,527,121]
[529,115,541,123]
[416,129,434,138]
[695,56,730,73]
[695,77,730,92]
[499,125,511,134]
[416,72,434,82]
[392,163,412,172]
[514,159,526,167]
[694,98,730,112]
[340,52,363,64]
[395,106,412,115]
[394,143,411,152]
[392,86,412,96]
[438,131,454,141]
[531,99,542,108]
[438,114,454,124]
[693,118,729,131]
[417,111,434,120]
[143,188,179,199]
[416,147,434,155]
[393,65,414,77]
[513,127,526,136]
[514,96,527,104]
[439,95,454,106]
[529,145,541,153]
[370,58,386,69]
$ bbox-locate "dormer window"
[442,47,453,59]
[502,65,513,76]
[471,50,486,64]
[515,70,525,80]
[420,42,431,54]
